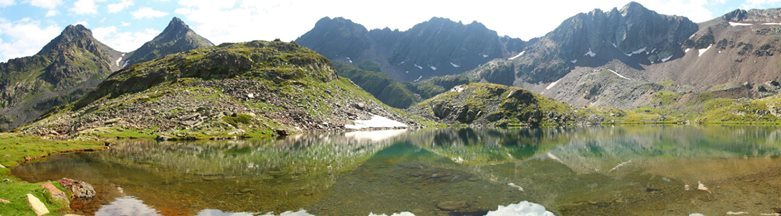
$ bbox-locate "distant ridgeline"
[296,17,525,108]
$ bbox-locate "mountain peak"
[62,24,91,36]
[123,17,213,66]
[161,17,192,36]
[620,1,649,16]
[37,24,109,56]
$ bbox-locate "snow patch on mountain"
[626,47,646,56]
[661,55,673,62]
[546,79,562,90]
[698,45,712,57]
[584,48,596,57]
[607,69,631,80]
[115,53,125,67]
[509,51,525,60]
[729,22,753,26]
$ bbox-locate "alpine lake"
[12,126,781,216]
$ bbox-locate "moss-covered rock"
[409,83,575,127]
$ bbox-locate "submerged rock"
[26,194,50,216]
[436,200,469,211]
[58,178,96,199]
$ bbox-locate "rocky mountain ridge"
[296,17,525,81]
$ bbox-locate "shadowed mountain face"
[0,25,122,131]
[123,17,214,67]
[296,17,525,81]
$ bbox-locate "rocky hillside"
[0,25,122,131]
[471,2,697,86]
[409,83,574,127]
[641,8,781,90]
[122,17,214,67]
[23,40,421,139]
[297,17,524,81]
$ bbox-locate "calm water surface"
[12,126,781,216]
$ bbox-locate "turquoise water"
[12,126,781,215]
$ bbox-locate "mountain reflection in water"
[12,126,781,216]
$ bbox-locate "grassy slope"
[24,41,435,140]
[0,133,102,215]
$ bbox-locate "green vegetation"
[0,133,103,215]
[332,62,420,108]
[24,40,430,140]
[410,83,576,127]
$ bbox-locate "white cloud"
[0,18,61,62]
[741,0,781,9]
[132,7,168,19]
[92,26,158,52]
[70,0,100,15]
[173,0,725,43]
[0,0,14,7]
[107,0,132,13]
[45,9,58,17]
[28,0,61,9]
[27,0,63,16]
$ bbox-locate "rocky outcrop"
[409,83,574,127]
[57,178,96,199]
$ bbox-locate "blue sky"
[0,0,778,62]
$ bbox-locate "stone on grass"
[26,194,50,216]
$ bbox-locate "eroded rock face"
[58,178,96,199]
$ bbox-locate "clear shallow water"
[12,126,781,216]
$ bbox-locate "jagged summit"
[619,1,648,15]
[297,16,524,81]
[122,17,214,66]
[720,8,781,23]
[37,24,118,58]
[1,24,121,130]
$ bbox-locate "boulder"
[26,194,49,216]
[57,178,96,199]
[0,198,10,204]
[42,181,69,204]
